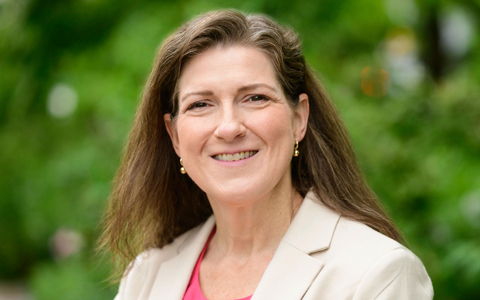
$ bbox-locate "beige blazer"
[114,192,433,300]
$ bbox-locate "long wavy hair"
[99,9,402,280]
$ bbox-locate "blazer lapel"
[251,241,324,300]
[147,216,216,300]
[145,192,339,300]
[252,192,341,300]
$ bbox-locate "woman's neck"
[207,184,303,261]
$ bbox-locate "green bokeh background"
[1,0,479,299]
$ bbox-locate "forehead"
[178,46,281,96]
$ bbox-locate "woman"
[100,10,433,300]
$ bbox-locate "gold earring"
[180,158,186,174]
[293,141,299,157]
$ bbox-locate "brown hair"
[99,9,402,280]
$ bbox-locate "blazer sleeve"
[352,248,434,300]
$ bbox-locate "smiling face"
[164,46,309,204]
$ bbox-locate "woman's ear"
[293,93,309,142]
[164,113,181,157]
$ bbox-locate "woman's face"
[165,46,309,203]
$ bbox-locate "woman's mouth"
[213,151,258,162]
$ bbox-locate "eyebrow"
[180,83,278,103]
[237,83,278,93]
[180,91,214,103]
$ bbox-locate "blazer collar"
[282,191,341,254]
[251,191,341,299]
[148,191,340,300]
[147,216,215,300]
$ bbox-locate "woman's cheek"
[251,108,293,138]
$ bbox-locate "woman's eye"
[186,102,209,110]
[248,95,269,102]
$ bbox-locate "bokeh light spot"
[49,228,83,260]
[440,7,476,58]
[383,28,424,90]
[361,66,390,97]
[47,83,78,118]
[461,191,480,228]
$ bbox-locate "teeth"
[214,151,257,161]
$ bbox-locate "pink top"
[183,228,253,300]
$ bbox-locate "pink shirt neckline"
[183,228,253,300]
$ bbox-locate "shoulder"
[314,215,415,273]
[330,216,403,261]
[114,222,205,300]
[311,217,433,299]
[353,246,434,299]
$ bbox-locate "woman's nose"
[213,107,246,141]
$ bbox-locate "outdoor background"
[1,0,479,299]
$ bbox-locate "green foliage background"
[1,0,479,299]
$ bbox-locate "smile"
[213,151,258,162]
